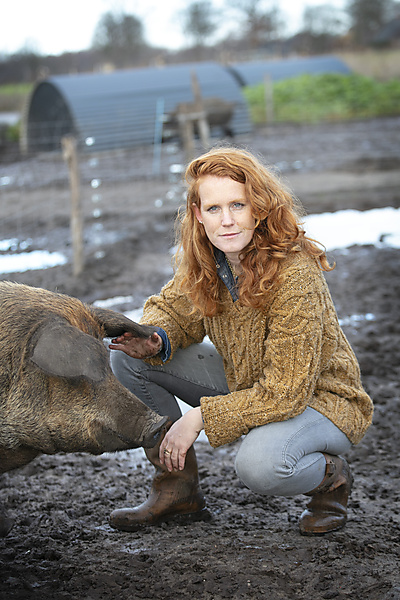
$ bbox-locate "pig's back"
[0,282,102,369]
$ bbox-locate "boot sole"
[163,507,212,526]
[299,518,347,536]
[110,507,212,532]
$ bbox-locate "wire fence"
[0,137,189,278]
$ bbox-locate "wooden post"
[177,109,196,162]
[152,97,165,175]
[264,74,274,124]
[175,73,211,161]
[191,71,210,148]
[61,135,84,277]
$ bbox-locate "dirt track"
[1,117,400,599]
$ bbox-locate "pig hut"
[227,54,351,86]
[20,62,251,154]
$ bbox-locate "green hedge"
[0,83,32,112]
[243,73,400,124]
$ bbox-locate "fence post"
[61,135,84,277]
[191,71,210,148]
[177,108,196,162]
[264,74,274,123]
[152,97,165,175]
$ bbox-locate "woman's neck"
[225,254,242,276]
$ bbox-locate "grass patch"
[243,73,400,124]
[0,83,33,112]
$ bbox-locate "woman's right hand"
[108,331,162,359]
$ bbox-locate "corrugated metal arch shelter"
[228,54,351,86]
[21,62,251,154]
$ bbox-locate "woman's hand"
[160,407,204,472]
[109,331,162,359]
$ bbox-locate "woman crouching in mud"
[109,147,373,536]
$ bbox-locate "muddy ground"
[0,117,400,599]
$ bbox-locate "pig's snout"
[91,414,169,453]
[141,415,169,448]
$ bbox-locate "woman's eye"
[207,206,219,213]
[232,202,245,209]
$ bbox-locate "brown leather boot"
[109,422,208,531]
[299,453,353,536]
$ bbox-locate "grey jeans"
[110,340,352,497]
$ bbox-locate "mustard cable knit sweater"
[142,251,373,448]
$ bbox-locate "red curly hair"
[175,146,333,316]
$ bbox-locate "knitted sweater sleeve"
[201,259,334,447]
[140,276,206,363]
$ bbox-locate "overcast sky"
[1,0,347,56]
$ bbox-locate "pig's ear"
[30,317,108,382]
[90,306,158,339]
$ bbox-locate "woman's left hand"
[159,407,204,472]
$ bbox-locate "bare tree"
[346,0,396,45]
[302,4,347,36]
[92,11,146,66]
[227,0,284,48]
[294,4,347,54]
[181,1,219,47]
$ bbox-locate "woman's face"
[193,175,256,265]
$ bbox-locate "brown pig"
[0,281,168,536]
